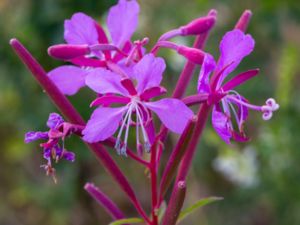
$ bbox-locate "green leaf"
[108,218,144,225]
[177,196,223,223]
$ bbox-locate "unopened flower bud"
[180,16,216,36]
[177,46,205,64]
[48,44,90,60]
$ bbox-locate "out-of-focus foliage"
[0,0,299,225]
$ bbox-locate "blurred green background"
[1,0,300,224]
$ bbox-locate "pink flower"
[82,54,194,155]
[47,0,144,95]
[197,29,279,144]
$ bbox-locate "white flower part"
[114,96,151,155]
[261,98,279,120]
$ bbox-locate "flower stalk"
[10,38,150,224]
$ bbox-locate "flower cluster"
[17,0,280,224]
[25,113,75,182]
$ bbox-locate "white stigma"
[261,98,279,120]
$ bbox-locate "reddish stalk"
[150,141,159,225]
[84,183,127,221]
[164,11,253,224]
[10,38,151,224]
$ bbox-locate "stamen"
[135,104,151,153]
[115,105,132,154]
[121,105,134,156]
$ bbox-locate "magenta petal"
[140,86,167,101]
[133,54,166,93]
[222,69,259,91]
[70,56,107,67]
[144,98,194,134]
[197,53,216,93]
[212,106,231,144]
[145,119,156,145]
[82,106,127,142]
[227,96,249,131]
[85,68,128,96]
[90,95,130,107]
[64,12,99,45]
[107,0,139,48]
[48,66,88,95]
[216,29,255,82]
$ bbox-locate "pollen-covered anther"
[261,98,279,120]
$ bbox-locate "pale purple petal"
[197,53,216,93]
[63,150,76,162]
[43,148,51,160]
[48,66,88,95]
[85,68,128,96]
[25,131,48,143]
[64,12,99,45]
[133,54,166,93]
[107,0,139,48]
[47,113,64,129]
[216,29,255,84]
[82,106,128,143]
[144,98,194,134]
[212,106,232,144]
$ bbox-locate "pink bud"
[234,10,252,32]
[180,16,216,36]
[177,46,205,64]
[48,44,90,60]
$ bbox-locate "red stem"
[84,183,127,222]
[10,38,151,224]
[150,141,159,225]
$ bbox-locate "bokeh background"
[1,0,300,224]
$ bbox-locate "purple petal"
[64,12,99,45]
[216,29,255,83]
[133,54,166,93]
[25,131,48,143]
[54,145,63,158]
[43,148,51,160]
[48,66,88,95]
[82,106,128,143]
[144,98,194,134]
[63,150,76,162]
[47,113,64,129]
[222,69,259,91]
[197,53,216,93]
[107,0,139,48]
[85,68,129,96]
[212,106,232,144]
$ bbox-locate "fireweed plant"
[11,1,279,224]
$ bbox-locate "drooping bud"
[177,46,205,64]
[180,16,216,36]
[48,44,90,60]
